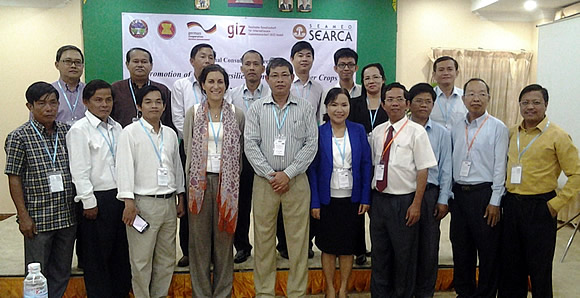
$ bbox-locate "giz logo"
[227,23,246,38]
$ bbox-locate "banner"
[122,13,357,91]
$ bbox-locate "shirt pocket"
[391,142,414,169]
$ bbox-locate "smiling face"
[138,90,165,124]
[519,90,547,128]
[55,49,84,82]
[382,87,408,123]
[240,52,264,84]
[291,48,314,75]
[433,59,458,86]
[334,57,358,81]
[85,88,113,122]
[327,93,350,126]
[362,66,384,96]
[202,70,226,104]
[126,50,152,81]
[27,92,59,126]
[462,80,489,119]
[409,92,434,122]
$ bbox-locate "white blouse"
[330,134,353,198]
[206,121,223,173]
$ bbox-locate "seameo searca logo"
[292,24,307,40]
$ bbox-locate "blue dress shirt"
[424,119,453,205]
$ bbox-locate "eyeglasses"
[519,101,544,107]
[61,59,84,66]
[412,98,433,105]
[385,96,405,103]
[363,75,383,82]
[465,92,488,98]
[337,63,356,70]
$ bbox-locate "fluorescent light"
[524,0,537,11]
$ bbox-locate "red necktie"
[376,126,394,192]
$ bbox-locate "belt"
[425,183,439,190]
[453,182,492,192]
[145,192,175,199]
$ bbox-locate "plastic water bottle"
[23,262,48,298]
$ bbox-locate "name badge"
[375,164,385,181]
[460,160,471,177]
[511,165,522,184]
[337,169,353,189]
[209,154,221,172]
[48,171,64,193]
[273,136,286,156]
[157,167,169,186]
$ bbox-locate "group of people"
[5,40,580,298]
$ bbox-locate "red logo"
[158,20,176,40]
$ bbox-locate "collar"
[85,110,113,129]
[30,118,57,134]
[244,82,264,96]
[190,75,200,86]
[434,85,462,99]
[335,81,358,93]
[465,111,489,125]
[293,76,312,87]
[58,78,81,93]
[388,115,409,132]
[264,93,299,108]
[141,118,163,134]
[425,118,433,131]
[519,115,549,132]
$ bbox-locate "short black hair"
[199,64,230,91]
[463,78,490,94]
[433,56,458,72]
[333,48,358,65]
[322,87,351,122]
[56,45,84,63]
[360,63,385,96]
[408,83,436,103]
[266,57,293,76]
[519,84,549,103]
[291,41,314,59]
[26,82,59,105]
[190,43,216,59]
[240,50,264,65]
[382,82,408,103]
[126,47,153,64]
[83,79,113,101]
[135,85,165,107]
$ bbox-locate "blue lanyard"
[332,128,349,168]
[366,98,380,128]
[30,121,58,168]
[294,82,311,101]
[517,120,550,163]
[243,85,262,110]
[129,79,150,113]
[207,109,223,151]
[139,119,164,165]
[95,122,116,161]
[272,105,290,135]
[56,81,80,115]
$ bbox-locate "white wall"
[0,0,83,213]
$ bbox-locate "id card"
[48,171,64,193]
[273,136,286,156]
[510,165,522,184]
[209,154,221,172]
[459,160,471,177]
[337,169,353,189]
[157,167,169,186]
[132,214,149,233]
[375,164,385,181]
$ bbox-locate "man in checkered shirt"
[5,82,76,298]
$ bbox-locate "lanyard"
[139,119,164,165]
[517,120,550,163]
[56,81,80,115]
[272,105,290,135]
[464,115,490,157]
[381,119,409,158]
[243,85,262,110]
[96,122,116,161]
[366,97,380,129]
[207,109,223,151]
[129,79,150,113]
[294,81,311,101]
[332,127,349,168]
[30,121,58,168]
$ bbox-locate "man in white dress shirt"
[66,79,131,297]
[431,56,467,130]
[117,85,185,298]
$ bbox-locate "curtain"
[428,48,533,127]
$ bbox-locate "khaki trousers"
[126,195,177,298]
[252,173,310,298]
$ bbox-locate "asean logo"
[292,24,307,40]
[129,19,148,38]
[158,20,176,40]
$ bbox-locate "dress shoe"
[177,256,189,267]
[355,254,367,265]
[234,250,251,264]
[279,249,289,259]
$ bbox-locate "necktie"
[376,126,394,192]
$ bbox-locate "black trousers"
[415,184,441,298]
[450,183,500,298]
[78,189,131,298]
[498,191,557,298]
[234,153,254,252]
[370,191,418,298]
[178,140,189,257]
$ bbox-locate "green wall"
[82,0,396,84]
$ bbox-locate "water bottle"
[23,262,48,298]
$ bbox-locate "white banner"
[122,12,357,91]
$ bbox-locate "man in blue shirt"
[450,78,508,297]
[408,83,452,297]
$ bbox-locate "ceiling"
[472,0,580,22]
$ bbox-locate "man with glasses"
[52,45,86,125]
[450,78,508,297]
[431,56,467,130]
[499,84,580,297]
[370,82,437,297]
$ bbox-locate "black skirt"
[315,197,364,256]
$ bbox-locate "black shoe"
[365,250,371,257]
[279,250,289,259]
[234,250,251,264]
[355,254,367,265]
[308,248,314,259]
[177,256,189,267]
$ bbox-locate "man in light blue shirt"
[450,78,508,298]
[408,83,452,297]
[431,56,467,130]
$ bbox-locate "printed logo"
[158,20,176,39]
[187,21,217,33]
[292,24,307,40]
[129,19,148,38]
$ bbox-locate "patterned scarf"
[188,102,240,234]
